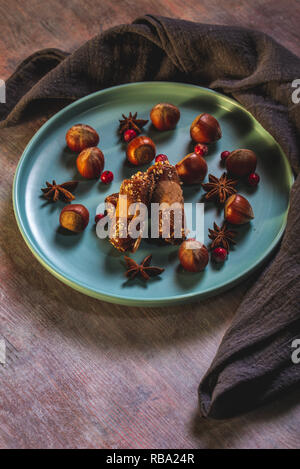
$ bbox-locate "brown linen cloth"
[1,15,299,419]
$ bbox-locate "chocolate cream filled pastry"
[147,161,186,244]
[105,161,186,252]
[106,171,155,253]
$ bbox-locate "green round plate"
[13,82,293,306]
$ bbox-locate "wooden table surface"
[0,0,299,449]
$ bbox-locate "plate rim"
[12,81,294,306]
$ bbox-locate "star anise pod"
[124,255,164,281]
[208,222,237,251]
[41,180,79,202]
[202,173,238,204]
[119,112,148,135]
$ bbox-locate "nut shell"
[59,204,90,232]
[175,152,208,184]
[226,149,257,177]
[179,239,209,272]
[126,136,156,166]
[190,113,221,143]
[66,124,99,152]
[150,103,180,131]
[224,194,254,224]
[76,147,104,179]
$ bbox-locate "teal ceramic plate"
[13,82,293,306]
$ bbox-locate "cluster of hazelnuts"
[123,103,181,166]
[65,124,113,183]
[123,104,220,183]
[129,105,258,273]
[123,104,259,272]
[179,131,259,271]
[123,105,259,188]
[61,105,259,275]
[59,124,114,233]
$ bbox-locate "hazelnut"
[66,124,99,152]
[59,204,90,232]
[226,149,257,177]
[150,103,180,131]
[126,136,156,165]
[224,194,254,224]
[175,152,208,184]
[178,239,209,272]
[190,113,222,143]
[76,147,104,179]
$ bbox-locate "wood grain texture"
[0,0,300,449]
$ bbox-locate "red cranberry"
[212,247,227,263]
[221,151,230,161]
[95,213,105,223]
[194,143,208,156]
[155,154,168,163]
[248,172,260,186]
[101,170,114,184]
[123,129,137,142]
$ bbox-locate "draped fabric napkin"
[1,15,299,419]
